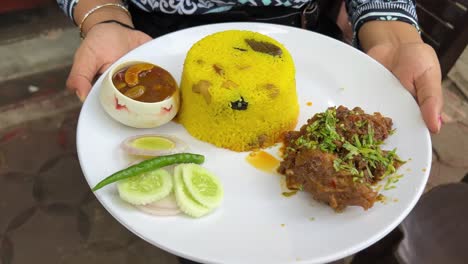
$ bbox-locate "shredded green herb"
[295,108,343,152]
[333,158,359,176]
[355,120,367,128]
[289,107,403,188]
[384,174,403,190]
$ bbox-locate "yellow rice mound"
[177,30,299,152]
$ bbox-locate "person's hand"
[359,21,443,134]
[367,42,443,133]
[66,23,152,101]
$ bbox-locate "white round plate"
[77,22,431,264]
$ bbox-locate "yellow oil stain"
[280,176,297,194]
[282,191,298,198]
[246,150,280,173]
[377,194,388,204]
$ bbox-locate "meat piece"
[335,106,393,143]
[280,149,377,212]
[278,105,401,212]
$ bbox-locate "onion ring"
[136,205,181,216]
[121,134,188,157]
[135,194,181,216]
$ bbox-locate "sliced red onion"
[146,193,179,209]
[136,206,181,216]
[135,194,181,216]
[121,134,188,157]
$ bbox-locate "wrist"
[74,0,133,38]
[358,21,423,52]
[81,7,133,37]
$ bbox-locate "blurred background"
[0,0,466,263]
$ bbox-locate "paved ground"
[0,86,180,264]
[0,3,466,264]
[0,4,79,83]
[428,47,468,191]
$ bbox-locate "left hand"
[359,21,443,134]
[367,42,443,133]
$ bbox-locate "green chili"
[92,153,205,191]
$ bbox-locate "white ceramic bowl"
[99,60,180,128]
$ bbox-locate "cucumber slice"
[117,168,173,205]
[173,165,211,218]
[182,164,223,209]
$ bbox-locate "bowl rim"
[107,59,179,106]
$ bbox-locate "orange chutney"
[112,63,177,103]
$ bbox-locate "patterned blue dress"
[57,0,419,46]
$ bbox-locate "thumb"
[414,65,443,134]
[66,47,99,102]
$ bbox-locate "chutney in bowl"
[99,61,180,128]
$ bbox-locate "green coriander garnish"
[384,174,403,190]
[295,108,342,152]
[287,107,403,187]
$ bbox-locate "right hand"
[67,22,152,101]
